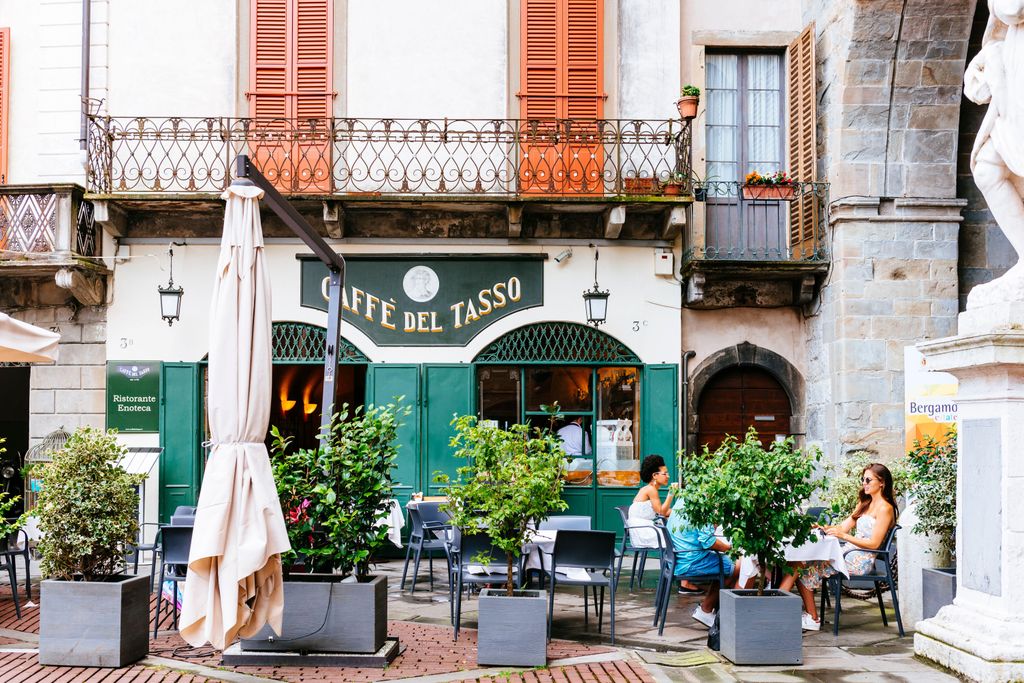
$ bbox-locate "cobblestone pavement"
[0,559,961,682]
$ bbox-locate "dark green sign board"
[300,255,544,346]
[106,361,161,432]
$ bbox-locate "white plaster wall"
[346,0,507,119]
[617,0,679,120]
[107,242,681,367]
[106,0,237,117]
[1,0,108,184]
[682,307,807,380]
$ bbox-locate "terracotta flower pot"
[742,183,797,201]
[662,183,683,196]
[676,96,699,119]
[623,176,660,195]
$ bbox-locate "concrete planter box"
[477,589,547,667]
[922,566,957,620]
[241,574,386,654]
[719,589,802,665]
[39,574,150,667]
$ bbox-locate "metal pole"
[321,269,343,432]
[80,0,91,150]
[680,349,695,486]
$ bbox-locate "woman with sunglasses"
[626,454,677,548]
[779,462,899,631]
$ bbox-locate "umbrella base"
[222,637,401,668]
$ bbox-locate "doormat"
[636,650,720,667]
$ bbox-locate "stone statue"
[964,0,1024,308]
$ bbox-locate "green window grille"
[474,322,641,365]
[272,322,369,364]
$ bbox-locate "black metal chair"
[400,501,451,593]
[153,525,193,637]
[451,531,523,640]
[544,529,618,643]
[820,523,904,637]
[127,522,161,589]
[613,505,660,591]
[0,522,31,602]
[652,519,725,636]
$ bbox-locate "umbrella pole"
[321,268,343,432]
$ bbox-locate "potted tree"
[678,428,822,665]
[36,427,149,668]
[241,402,407,655]
[676,85,701,119]
[438,407,567,667]
[906,428,957,620]
[742,170,797,201]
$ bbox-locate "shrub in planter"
[437,406,567,667]
[242,403,407,654]
[906,427,957,618]
[35,427,149,668]
[679,428,822,665]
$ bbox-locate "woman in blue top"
[668,498,741,627]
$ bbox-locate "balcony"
[681,181,830,308]
[84,115,692,241]
[0,185,108,308]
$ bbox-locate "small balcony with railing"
[681,180,830,309]
[84,115,692,240]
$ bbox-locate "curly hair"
[640,454,666,484]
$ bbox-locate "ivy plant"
[678,428,823,595]
[270,402,408,579]
[437,405,567,597]
[905,427,957,564]
[821,451,911,522]
[34,427,144,581]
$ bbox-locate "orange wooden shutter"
[0,28,10,185]
[519,0,602,194]
[249,0,332,191]
[788,23,817,258]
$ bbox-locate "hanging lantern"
[583,249,610,326]
[158,247,184,326]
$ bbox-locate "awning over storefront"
[0,312,59,363]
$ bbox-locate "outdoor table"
[379,499,405,548]
[521,529,590,581]
[737,531,849,587]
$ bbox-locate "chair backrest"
[805,506,826,521]
[458,532,506,569]
[614,505,629,526]
[417,501,450,527]
[407,504,424,537]
[881,523,900,555]
[552,530,616,570]
[160,525,194,566]
[539,515,592,531]
[172,505,197,516]
[654,520,676,568]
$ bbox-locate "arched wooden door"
[697,366,791,452]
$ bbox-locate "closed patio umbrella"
[0,312,59,363]
[179,183,290,649]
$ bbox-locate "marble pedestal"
[915,319,1024,682]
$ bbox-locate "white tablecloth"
[738,532,849,587]
[522,529,592,581]
[379,499,405,548]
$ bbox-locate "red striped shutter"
[0,28,10,185]
[250,0,289,120]
[521,0,559,121]
[787,24,817,258]
[564,0,601,120]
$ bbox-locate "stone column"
[915,318,1024,682]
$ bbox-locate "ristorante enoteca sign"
[299,255,544,346]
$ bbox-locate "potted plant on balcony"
[662,172,688,197]
[623,174,661,196]
[678,428,822,665]
[743,170,797,201]
[438,406,567,667]
[36,427,149,668]
[677,85,701,119]
[241,402,407,655]
[906,427,957,620]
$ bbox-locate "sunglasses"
[862,477,876,484]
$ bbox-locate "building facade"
[0,0,1000,533]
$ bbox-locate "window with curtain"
[706,52,784,188]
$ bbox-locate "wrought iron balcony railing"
[0,185,97,259]
[86,115,691,197]
[683,181,829,263]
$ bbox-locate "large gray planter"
[39,574,150,667]
[477,589,547,667]
[241,574,387,654]
[719,589,802,665]
[922,566,957,620]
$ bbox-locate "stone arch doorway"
[696,366,792,452]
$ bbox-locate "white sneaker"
[691,605,717,628]
[801,612,821,631]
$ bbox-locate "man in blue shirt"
[668,498,741,627]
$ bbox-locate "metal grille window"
[473,322,640,365]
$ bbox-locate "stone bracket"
[92,200,128,238]
[507,204,524,238]
[686,273,705,304]
[796,274,817,304]
[603,205,626,239]
[55,267,106,306]
[323,201,344,238]
[661,206,687,240]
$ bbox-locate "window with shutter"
[787,24,817,259]
[0,28,10,186]
[519,0,603,194]
[249,0,333,192]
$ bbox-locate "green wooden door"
[366,364,420,505]
[422,364,474,496]
[641,364,679,478]
[159,363,202,523]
